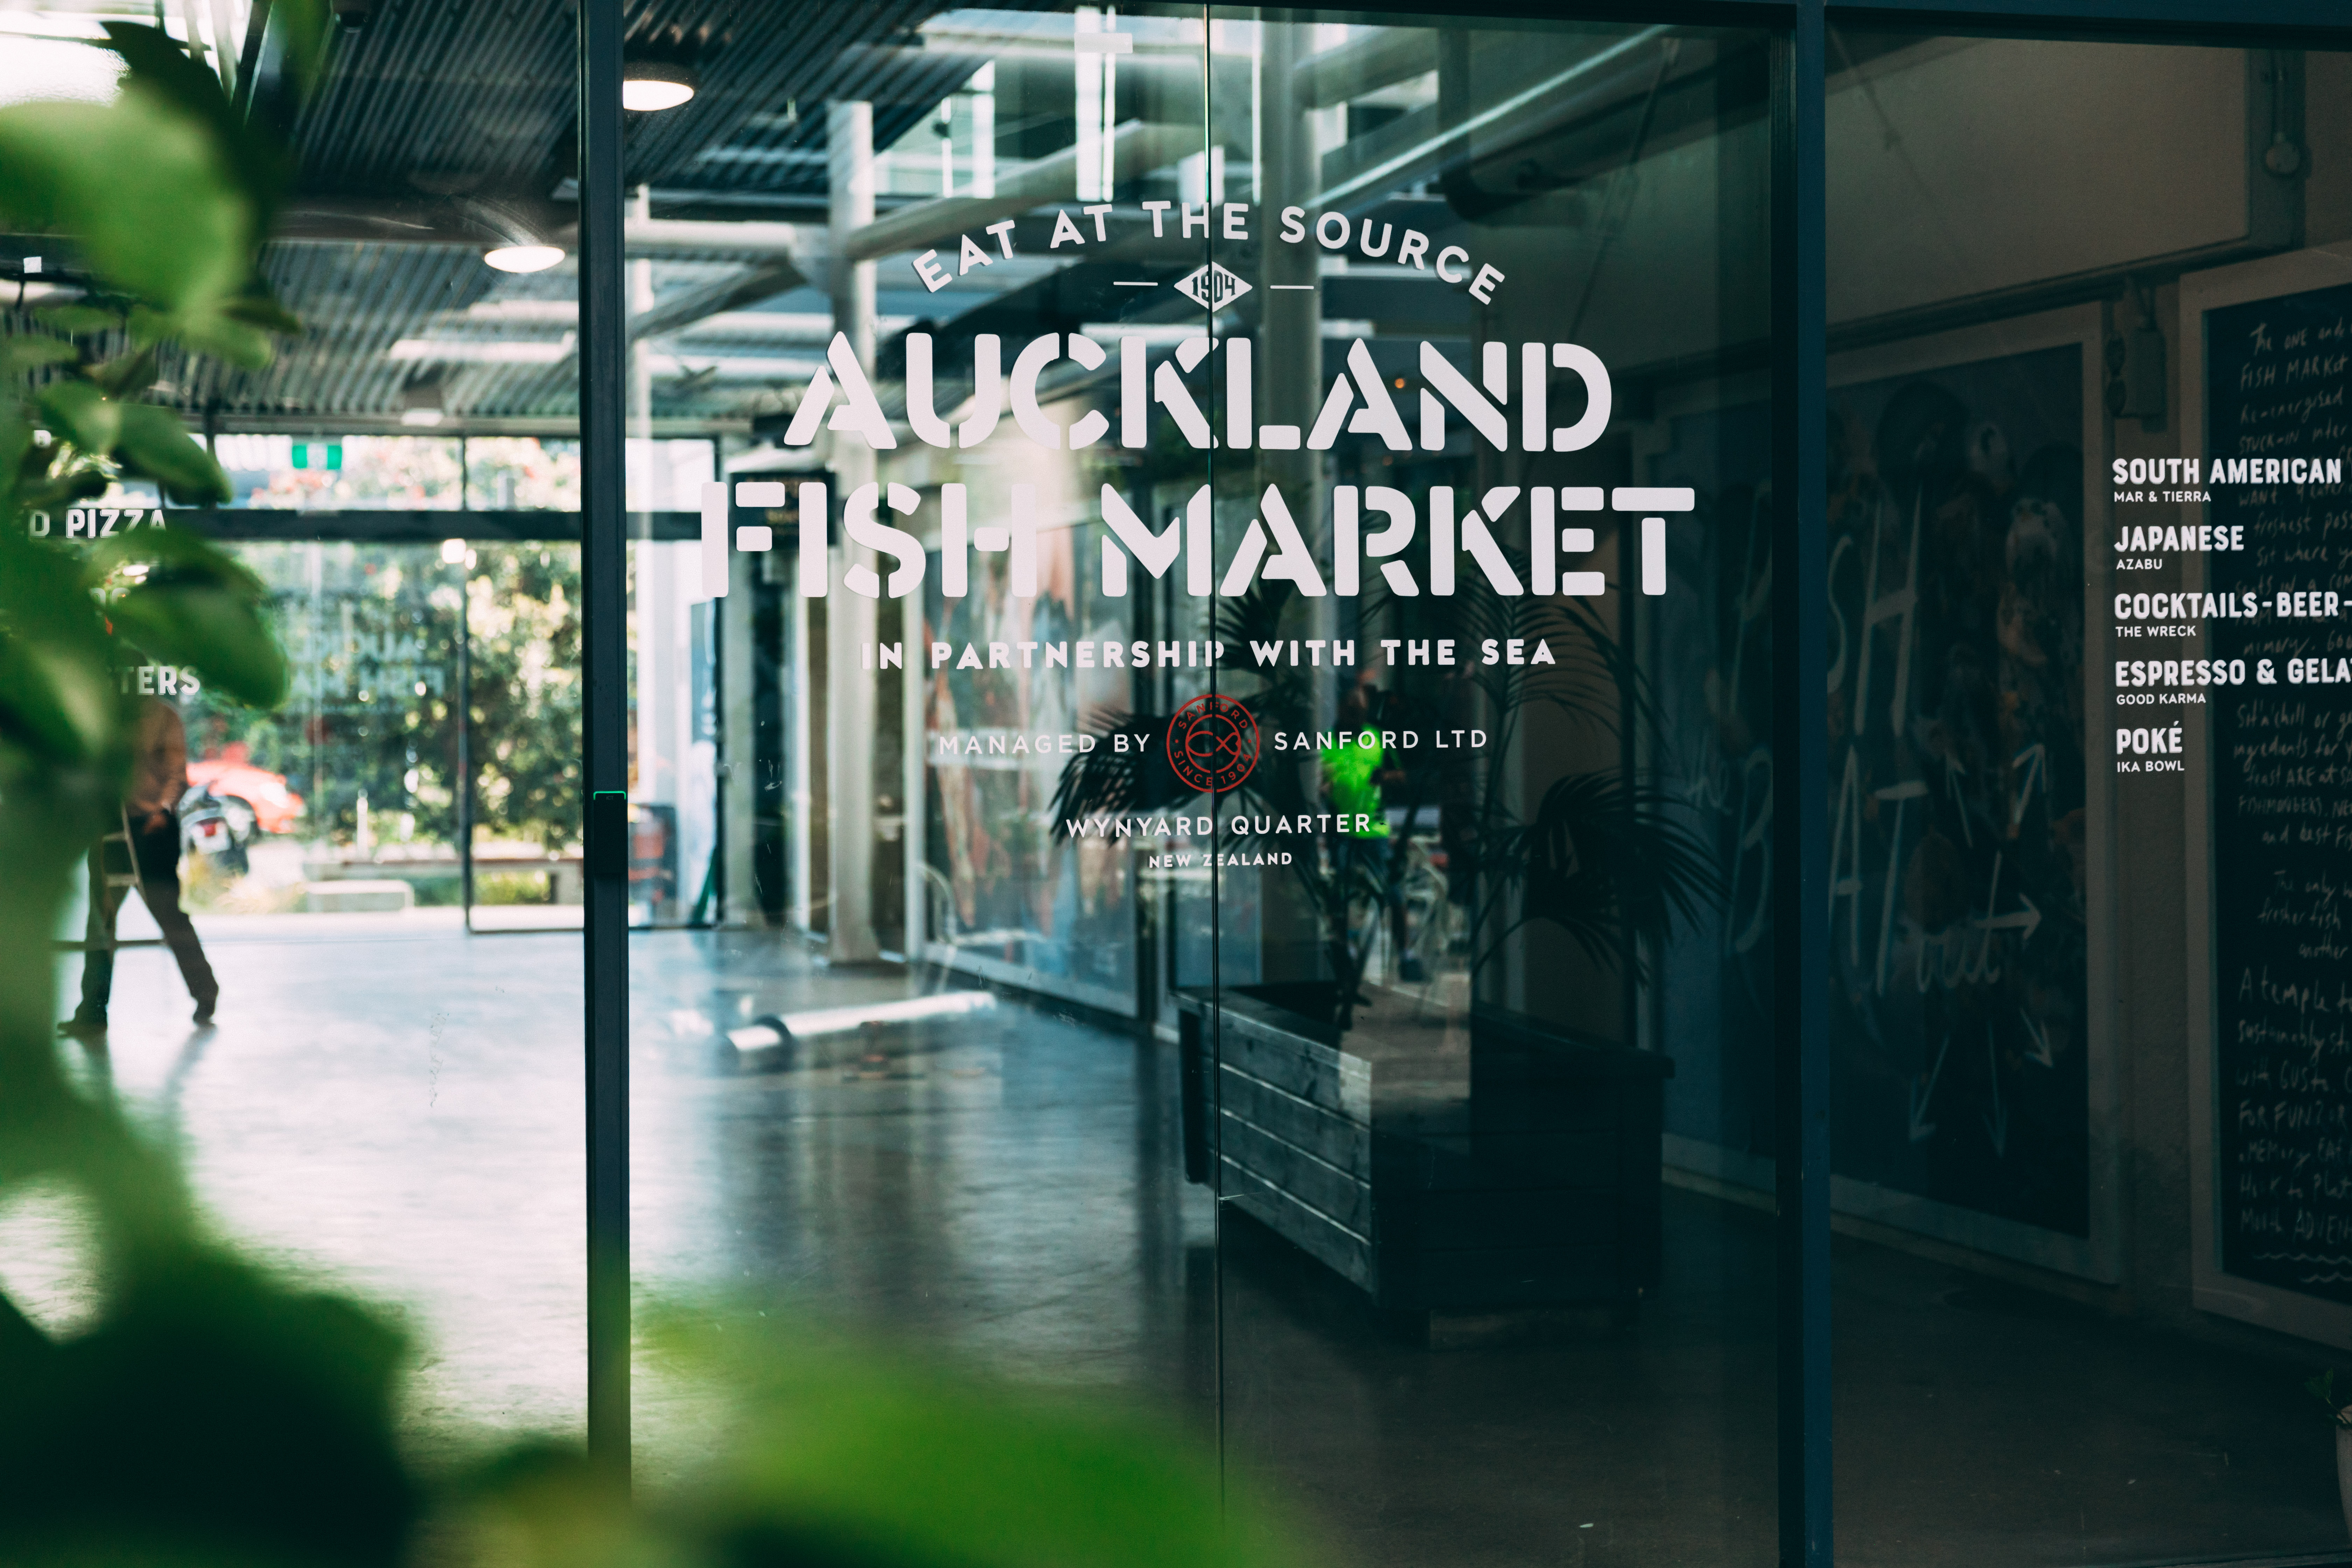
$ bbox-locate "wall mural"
[923,516,1139,1009]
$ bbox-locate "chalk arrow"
[2010,743,2046,832]
[1983,1026,2009,1157]
[1910,1034,1951,1142]
[1973,891,2042,945]
[2020,1009,2054,1068]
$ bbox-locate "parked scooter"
[178,783,253,875]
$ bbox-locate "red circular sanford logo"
[1167,693,1259,794]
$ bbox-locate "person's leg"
[134,819,217,1022]
[69,840,124,1034]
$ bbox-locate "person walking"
[61,696,219,1039]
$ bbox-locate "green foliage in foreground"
[479,1317,1299,1568]
[0,17,1303,1568]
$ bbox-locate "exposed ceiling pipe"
[642,352,823,381]
[1293,28,1436,110]
[1314,26,1672,210]
[629,258,806,339]
[618,217,823,257]
[272,198,575,248]
[840,41,1187,84]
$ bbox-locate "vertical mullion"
[578,0,630,1478]
[1771,5,1830,1567]
[458,589,472,920]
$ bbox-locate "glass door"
[1197,13,1779,1563]
[615,7,1783,1562]
[458,536,586,934]
[618,4,1227,1477]
[10,0,588,1444]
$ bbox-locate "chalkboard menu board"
[1824,342,2094,1245]
[2203,279,2352,1307]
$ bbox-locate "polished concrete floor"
[14,908,2351,1567]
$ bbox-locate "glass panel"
[192,542,463,911]
[462,541,584,932]
[7,0,585,1447]
[622,4,1227,1480]
[467,436,581,511]
[1826,30,2352,1564]
[213,434,466,510]
[618,9,1782,1558]
[1200,13,1777,1564]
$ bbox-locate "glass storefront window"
[1826,28,2352,1564]
[18,4,2352,1565]
[614,7,1778,1560]
[7,0,587,1450]
[467,436,581,511]
[211,434,465,510]
[1197,15,1777,1563]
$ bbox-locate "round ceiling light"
[483,244,566,273]
[622,61,695,111]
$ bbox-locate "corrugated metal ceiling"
[188,0,1052,429]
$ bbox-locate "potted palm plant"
[1052,567,1722,1339]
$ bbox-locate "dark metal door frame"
[576,0,629,1480]
[1773,8,1830,1565]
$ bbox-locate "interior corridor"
[8,916,2339,1567]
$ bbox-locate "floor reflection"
[62,915,2352,1565]
[63,908,585,1452]
[627,930,1217,1480]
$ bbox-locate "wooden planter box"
[1175,984,1672,1327]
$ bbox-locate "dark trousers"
[75,818,217,1026]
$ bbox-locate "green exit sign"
[290,441,343,470]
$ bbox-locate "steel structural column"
[1772,6,1830,1567]
[825,101,881,965]
[578,0,630,1477]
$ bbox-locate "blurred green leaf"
[131,300,285,368]
[0,1250,418,1568]
[85,525,268,601]
[647,1316,1310,1568]
[271,0,335,102]
[108,574,288,702]
[104,21,294,238]
[0,529,114,649]
[220,289,304,336]
[0,636,119,765]
[1,336,77,373]
[0,531,121,765]
[0,407,27,498]
[115,404,227,501]
[463,1443,655,1568]
[94,345,158,399]
[18,469,111,511]
[101,22,238,139]
[88,530,287,708]
[127,302,174,347]
[36,379,119,453]
[174,308,276,369]
[36,303,121,336]
[0,90,253,314]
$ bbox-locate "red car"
[186,744,305,837]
